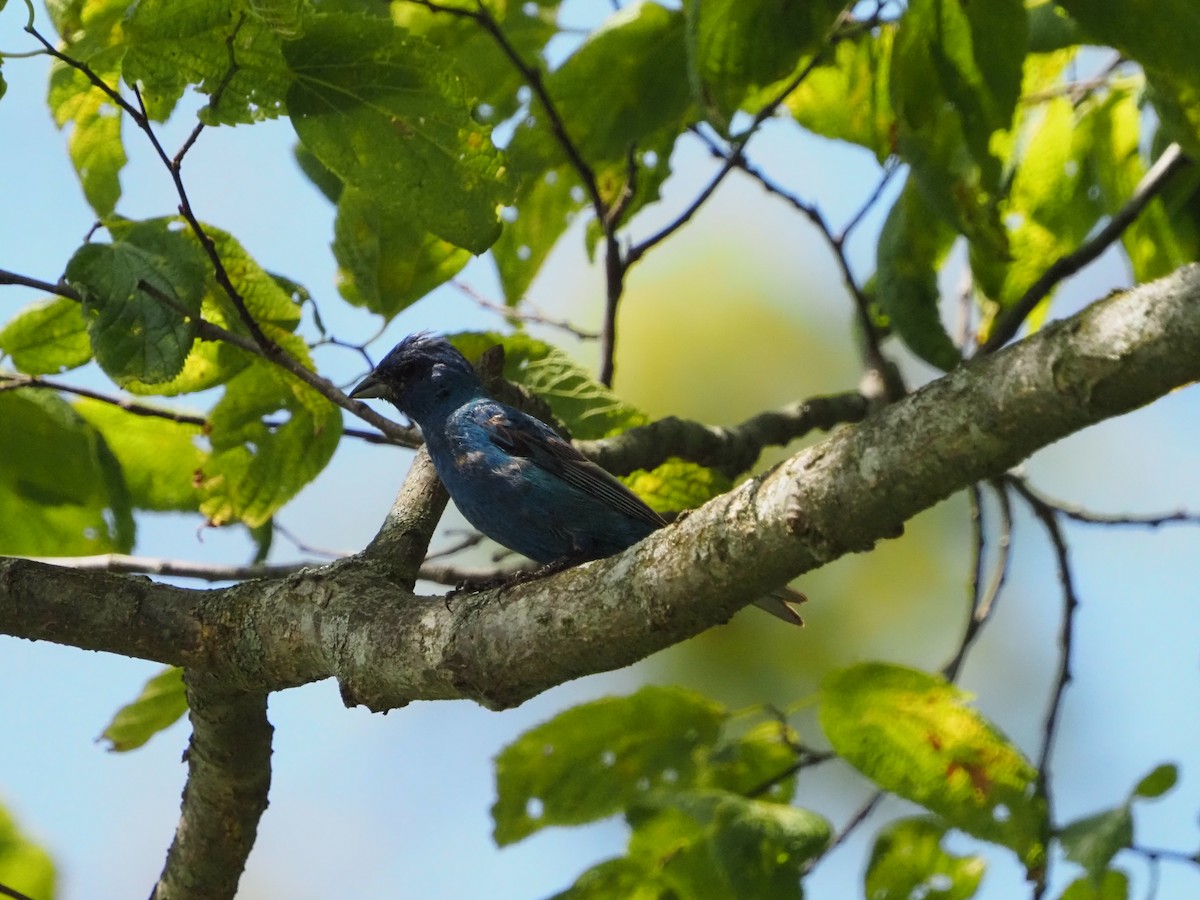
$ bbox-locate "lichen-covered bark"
[2,264,1199,900]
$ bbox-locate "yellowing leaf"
[819,662,1046,867]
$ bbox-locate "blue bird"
[351,333,803,625]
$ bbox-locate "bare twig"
[687,127,901,396]
[943,480,1013,680]
[451,280,599,340]
[1011,479,1200,529]
[1008,477,1080,898]
[982,142,1189,353]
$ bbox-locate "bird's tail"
[754,586,807,626]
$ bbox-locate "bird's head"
[350,332,483,423]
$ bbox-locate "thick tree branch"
[576,391,869,480]
[151,674,271,900]
[3,265,1199,712]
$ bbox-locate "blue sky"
[2,2,1199,898]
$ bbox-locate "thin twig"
[625,6,853,269]
[451,280,599,340]
[688,127,900,395]
[982,142,1188,353]
[1008,477,1081,899]
[1011,480,1200,529]
[943,480,1013,680]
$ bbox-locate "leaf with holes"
[492,686,727,845]
[333,185,470,319]
[820,663,1046,868]
[865,816,985,900]
[65,223,208,386]
[285,12,511,254]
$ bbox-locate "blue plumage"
[351,333,802,624]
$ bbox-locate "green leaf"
[0,296,92,374]
[0,390,134,555]
[890,0,1025,256]
[493,165,585,304]
[700,720,802,801]
[285,12,511,254]
[65,223,209,386]
[0,800,56,900]
[198,358,342,527]
[100,666,189,752]
[876,177,961,370]
[631,789,830,897]
[624,460,732,516]
[392,1,560,127]
[507,2,694,173]
[971,93,1099,321]
[333,185,471,319]
[1082,88,1188,283]
[48,60,126,217]
[684,0,844,128]
[122,0,290,124]
[492,686,727,845]
[116,219,302,397]
[866,816,985,900]
[819,662,1047,868]
[1056,0,1200,156]
[1059,869,1130,900]
[550,856,666,900]
[1027,1,1083,54]
[782,24,896,162]
[1132,763,1178,800]
[1060,806,1133,885]
[73,398,204,512]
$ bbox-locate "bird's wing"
[476,403,667,530]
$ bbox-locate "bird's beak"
[349,372,388,401]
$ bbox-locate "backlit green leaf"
[630,789,830,897]
[123,0,290,124]
[492,686,727,845]
[198,357,341,527]
[285,12,511,254]
[1059,869,1130,900]
[866,816,985,900]
[333,185,470,319]
[0,390,134,555]
[493,166,585,304]
[0,800,56,900]
[782,24,896,162]
[1132,763,1178,800]
[48,60,126,217]
[507,2,693,173]
[684,0,844,128]
[1057,0,1200,157]
[699,720,801,801]
[820,662,1046,868]
[890,0,1025,256]
[0,296,92,374]
[100,666,188,752]
[876,177,960,370]
[74,397,204,512]
[1060,806,1132,885]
